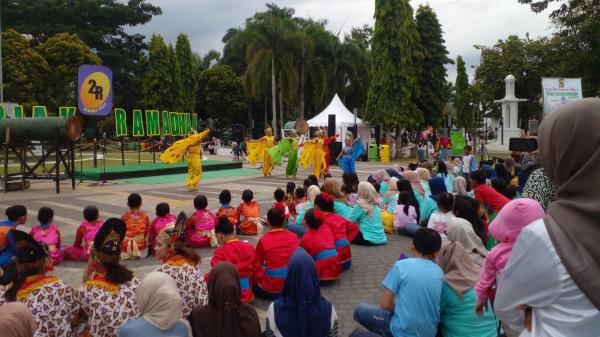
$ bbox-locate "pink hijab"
[402,170,425,195]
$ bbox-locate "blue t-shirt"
[383,258,444,337]
[118,318,189,337]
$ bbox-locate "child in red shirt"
[314,192,359,270]
[210,216,256,303]
[299,209,342,282]
[216,190,238,232]
[272,188,290,223]
[284,182,297,218]
[253,207,298,299]
[471,170,510,214]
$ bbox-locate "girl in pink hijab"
[474,199,544,315]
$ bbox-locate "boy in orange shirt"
[120,193,150,259]
[236,189,261,235]
[216,190,238,232]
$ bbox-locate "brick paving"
[1,157,411,336]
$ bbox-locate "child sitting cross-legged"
[148,202,176,251]
[427,192,455,240]
[64,205,103,261]
[121,193,151,259]
[30,207,63,264]
[236,189,262,235]
[216,190,238,232]
[299,208,342,283]
[272,188,290,224]
[186,194,218,248]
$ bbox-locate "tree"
[175,34,196,113]
[35,33,102,110]
[366,0,421,128]
[454,56,471,128]
[1,29,49,106]
[3,0,162,110]
[142,35,176,110]
[197,65,247,129]
[415,5,452,127]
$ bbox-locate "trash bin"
[380,144,390,163]
[368,143,379,161]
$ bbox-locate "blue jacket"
[0,220,16,268]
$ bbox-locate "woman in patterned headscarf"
[0,231,77,337]
[76,218,141,337]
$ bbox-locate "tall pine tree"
[454,55,471,128]
[175,34,196,113]
[142,34,176,110]
[366,0,421,128]
[415,5,451,127]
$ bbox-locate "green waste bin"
[368,143,379,161]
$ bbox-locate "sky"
[130,0,558,81]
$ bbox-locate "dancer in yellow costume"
[160,129,210,191]
[246,127,276,176]
[300,129,328,178]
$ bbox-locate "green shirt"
[348,205,387,244]
[440,285,498,337]
[334,200,352,220]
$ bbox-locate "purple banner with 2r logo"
[78,65,113,116]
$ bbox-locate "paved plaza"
[1,156,410,336]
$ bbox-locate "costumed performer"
[300,129,328,178]
[266,134,293,177]
[337,132,364,174]
[285,130,299,178]
[160,129,210,192]
[322,130,338,173]
[247,127,276,176]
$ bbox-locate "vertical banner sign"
[542,78,582,115]
[78,65,113,116]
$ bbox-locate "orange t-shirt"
[236,202,260,235]
[216,206,238,225]
[120,210,150,251]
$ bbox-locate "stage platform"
[75,160,243,181]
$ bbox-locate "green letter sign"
[115,108,128,136]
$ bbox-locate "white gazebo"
[307,94,371,147]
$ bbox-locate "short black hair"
[267,207,285,228]
[413,228,442,256]
[303,209,322,230]
[242,189,254,203]
[303,179,312,189]
[214,216,234,235]
[286,182,296,195]
[155,202,170,217]
[83,205,99,222]
[219,190,232,204]
[470,170,487,184]
[491,178,508,194]
[464,145,472,152]
[314,194,334,212]
[436,193,455,212]
[274,188,285,202]
[372,182,381,193]
[503,184,518,200]
[295,187,306,199]
[308,175,319,186]
[127,193,142,209]
[5,205,27,222]
[193,194,208,210]
[408,163,418,171]
[37,207,54,225]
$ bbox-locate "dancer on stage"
[247,127,276,176]
[160,129,210,192]
[321,130,338,173]
[337,132,364,174]
[285,131,299,179]
[300,130,328,178]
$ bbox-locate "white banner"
[542,78,582,114]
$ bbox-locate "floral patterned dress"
[0,274,78,337]
[77,275,141,337]
[155,256,208,316]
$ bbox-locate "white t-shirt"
[462,154,473,173]
[427,211,454,237]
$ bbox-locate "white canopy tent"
[307,94,371,148]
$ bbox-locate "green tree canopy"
[197,65,247,129]
[454,55,471,128]
[175,34,196,113]
[1,29,49,106]
[35,32,102,110]
[415,5,452,127]
[366,0,421,128]
[142,35,177,110]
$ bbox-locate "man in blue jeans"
[353,228,443,337]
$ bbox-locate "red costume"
[323,135,337,172]
[322,213,359,270]
[299,224,342,281]
[211,238,256,303]
[236,202,261,235]
[254,229,298,294]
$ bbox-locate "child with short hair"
[210,216,257,303]
[121,193,151,259]
[186,194,218,247]
[64,205,103,261]
[236,189,262,235]
[0,205,27,270]
[272,188,290,222]
[294,187,306,215]
[299,208,342,282]
[461,145,477,180]
[475,199,544,315]
[285,182,297,218]
[254,207,298,299]
[216,190,238,231]
[148,202,176,250]
[30,207,63,264]
[426,193,455,239]
[394,191,418,232]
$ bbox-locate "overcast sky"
[131,0,558,81]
